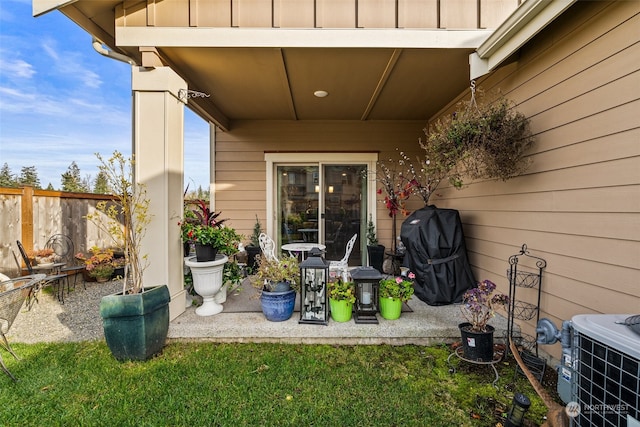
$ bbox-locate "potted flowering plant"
[179,200,240,262]
[378,273,415,320]
[76,247,117,282]
[250,255,300,321]
[459,279,509,361]
[29,248,55,265]
[328,278,356,322]
[181,202,242,316]
[250,255,300,293]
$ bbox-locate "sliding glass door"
[322,164,367,263]
[277,165,320,246]
[267,153,377,267]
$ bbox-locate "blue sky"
[0,0,209,190]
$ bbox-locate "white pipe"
[91,37,137,66]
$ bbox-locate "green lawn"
[0,342,550,426]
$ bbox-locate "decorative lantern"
[505,393,531,427]
[350,266,382,324]
[299,247,329,325]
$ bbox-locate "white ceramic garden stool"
[185,254,228,316]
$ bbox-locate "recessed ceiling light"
[314,90,329,98]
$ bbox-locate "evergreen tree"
[61,161,89,192]
[18,166,41,188]
[93,171,110,194]
[46,183,55,190]
[82,174,93,193]
[0,163,16,187]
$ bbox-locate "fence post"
[20,186,34,252]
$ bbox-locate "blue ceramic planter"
[260,289,296,322]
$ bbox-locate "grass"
[0,341,551,426]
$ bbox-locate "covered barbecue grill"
[400,206,475,305]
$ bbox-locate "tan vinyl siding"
[214,120,424,243]
[429,0,640,359]
[274,0,315,28]
[479,0,520,29]
[440,0,479,29]
[398,0,438,28]
[357,0,397,28]
[191,0,232,27]
[118,0,517,29]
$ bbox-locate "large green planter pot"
[329,298,353,322]
[100,285,171,361]
[379,296,402,320]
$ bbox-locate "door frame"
[265,152,378,256]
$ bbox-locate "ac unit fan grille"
[575,332,639,427]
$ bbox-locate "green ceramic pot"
[100,285,170,361]
[379,296,402,320]
[329,298,353,322]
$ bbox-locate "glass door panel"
[322,164,367,264]
[277,166,320,246]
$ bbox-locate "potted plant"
[245,215,263,272]
[365,214,385,273]
[180,200,230,262]
[378,273,415,320]
[250,255,300,321]
[87,150,170,361]
[328,278,356,322]
[76,247,117,282]
[27,248,56,266]
[459,279,509,362]
[183,211,242,316]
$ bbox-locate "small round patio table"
[281,243,326,261]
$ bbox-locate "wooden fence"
[0,186,117,276]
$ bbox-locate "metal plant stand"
[447,345,506,389]
[506,244,546,356]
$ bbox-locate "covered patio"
[29,0,640,367]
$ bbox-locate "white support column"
[132,66,186,321]
[209,122,216,210]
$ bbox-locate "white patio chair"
[328,233,357,282]
[258,233,279,262]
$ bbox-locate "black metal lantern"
[350,266,382,324]
[505,393,531,427]
[299,247,329,325]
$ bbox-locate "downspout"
[91,37,137,66]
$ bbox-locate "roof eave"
[469,0,578,79]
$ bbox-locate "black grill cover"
[400,206,475,306]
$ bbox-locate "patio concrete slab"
[168,285,510,346]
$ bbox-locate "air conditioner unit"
[538,314,640,427]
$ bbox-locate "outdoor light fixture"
[313,90,328,98]
[299,247,329,325]
[328,186,334,193]
[350,266,382,324]
[505,393,531,427]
